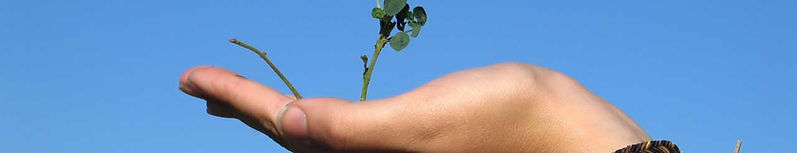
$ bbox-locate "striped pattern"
[613,140,680,153]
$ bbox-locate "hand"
[179,62,651,152]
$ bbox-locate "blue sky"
[1,0,794,152]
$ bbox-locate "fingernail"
[281,106,309,139]
[183,79,207,99]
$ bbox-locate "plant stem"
[360,36,388,101]
[230,38,303,99]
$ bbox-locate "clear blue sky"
[1,0,794,152]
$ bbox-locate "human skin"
[179,62,651,152]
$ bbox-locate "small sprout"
[361,0,428,101]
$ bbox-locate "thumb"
[280,98,420,152]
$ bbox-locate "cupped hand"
[179,62,651,152]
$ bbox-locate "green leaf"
[410,27,422,37]
[371,8,386,19]
[412,6,427,26]
[407,22,422,37]
[389,32,410,51]
[383,0,407,16]
[408,22,419,28]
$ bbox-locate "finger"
[280,98,422,152]
[185,66,295,136]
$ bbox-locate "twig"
[734,139,742,153]
[230,38,303,99]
